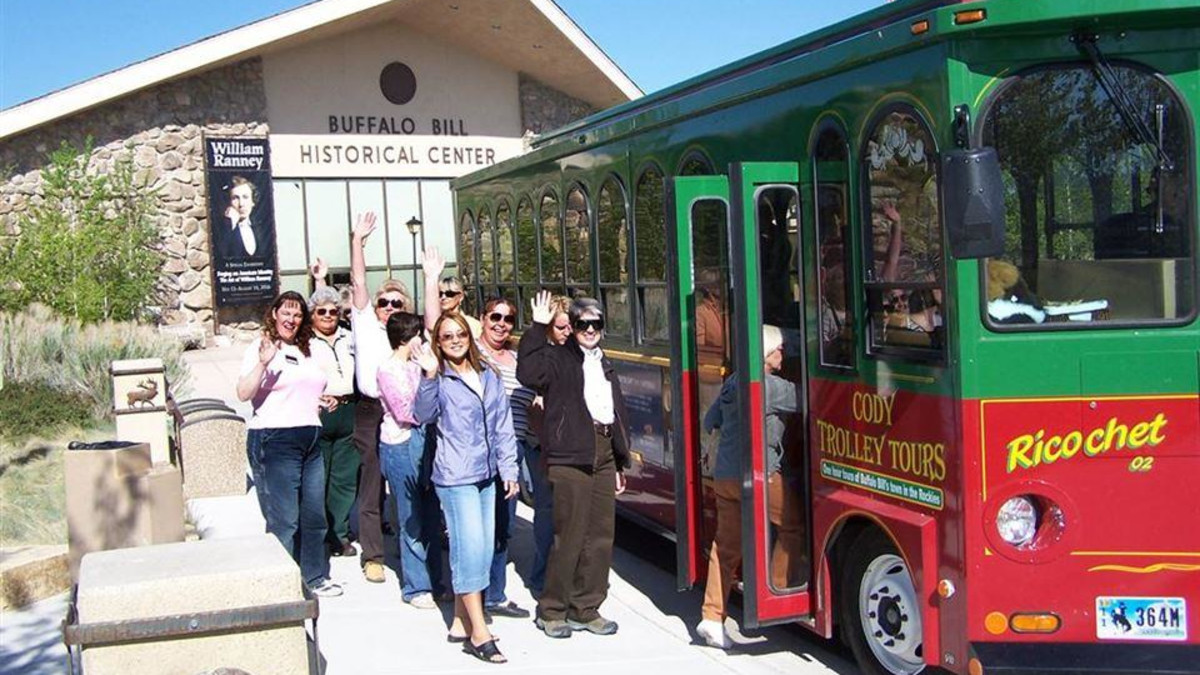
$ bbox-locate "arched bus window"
[597,175,631,338]
[564,184,593,296]
[812,120,856,369]
[515,196,537,325]
[477,206,496,297]
[634,164,668,342]
[538,189,565,290]
[678,150,715,176]
[980,62,1194,327]
[457,209,477,313]
[495,199,517,310]
[861,106,944,358]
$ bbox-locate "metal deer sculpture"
[126,378,159,409]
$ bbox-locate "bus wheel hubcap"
[859,553,924,674]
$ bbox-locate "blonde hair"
[374,279,412,310]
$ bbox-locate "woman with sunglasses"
[308,286,359,560]
[350,212,413,584]
[524,294,571,598]
[517,291,632,639]
[377,312,445,609]
[420,246,482,339]
[472,296,534,620]
[413,313,519,664]
[237,291,342,597]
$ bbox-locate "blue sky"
[0,0,882,110]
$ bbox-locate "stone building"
[0,0,640,339]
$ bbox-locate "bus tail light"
[1010,613,1061,633]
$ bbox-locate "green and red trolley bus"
[450,1,1200,672]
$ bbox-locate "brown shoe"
[363,561,386,583]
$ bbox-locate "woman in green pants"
[309,284,359,556]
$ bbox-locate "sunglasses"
[313,307,338,317]
[439,290,462,299]
[573,318,605,332]
[488,312,516,325]
[439,331,468,343]
[376,298,404,309]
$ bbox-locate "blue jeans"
[436,479,496,594]
[526,444,554,597]
[379,428,444,601]
[247,426,328,586]
[485,442,525,607]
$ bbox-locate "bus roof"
[453,0,1200,190]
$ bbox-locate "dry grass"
[0,423,114,546]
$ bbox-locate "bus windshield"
[981,62,1195,327]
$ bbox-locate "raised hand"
[258,335,279,365]
[530,290,553,325]
[309,257,328,280]
[420,246,446,279]
[882,200,901,225]
[352,212,378,242]
[410,340,439,377]
[225,205,238,224]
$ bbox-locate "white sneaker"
[405,592,437,610]
[308,579,344,598]
[696,619,730,649]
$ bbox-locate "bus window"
[813,125,855,369]
[862,108,944,357]
[635,165,668,342]
[755,186,808,592]
[496,201,515,285]
[597,176,631,338]
[478,207,495,296]
[679,151,716,176]
[516,197,537,324]
[693,199,731,482]
[539,191,564,289]
[565,185,593,296]
[457,210,476,312]
[981,63,1194,326]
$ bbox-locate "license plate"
[1096,597,1187,641]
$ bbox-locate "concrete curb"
[0,545,69,610]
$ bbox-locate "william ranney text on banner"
[205,137,278,307]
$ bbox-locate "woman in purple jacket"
[414,313,519,665]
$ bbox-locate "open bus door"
[730,162,812,627]
[667,165,811,627]
[666,175,729,590]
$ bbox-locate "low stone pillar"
[73,535,313,674]
[111,358,172,465]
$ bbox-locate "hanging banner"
[205,136,278,306]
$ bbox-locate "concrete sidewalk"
[0,344,855,674]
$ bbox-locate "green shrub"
[0,381,92,441]
[0,305,190,419]
[0,139,162,323]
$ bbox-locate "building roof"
[0,0,642,141]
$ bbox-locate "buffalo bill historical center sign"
[0,0,640,335]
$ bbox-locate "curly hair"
[262,291,314,357]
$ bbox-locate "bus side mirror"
[943,147,1006,259]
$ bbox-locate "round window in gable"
[379,62,417,105]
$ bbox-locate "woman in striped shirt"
[475,296,534,619]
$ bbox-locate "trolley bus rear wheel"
[840,529,925,675]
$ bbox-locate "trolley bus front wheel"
[841,529,926,675]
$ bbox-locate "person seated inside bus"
[1095,176,1189,261]
[695,285,725,353]
[695,325,805,650]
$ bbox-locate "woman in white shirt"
[237,291,341,597]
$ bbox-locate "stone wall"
[0,59,267,337]
[518,73,596,136]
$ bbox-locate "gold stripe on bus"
[887,373,935,385]
[604,349,670,368]
[1087,563,1200,574]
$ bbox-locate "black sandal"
[448,633,499,644]
[463,638,506,664]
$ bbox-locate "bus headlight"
[996,496,1038,547]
